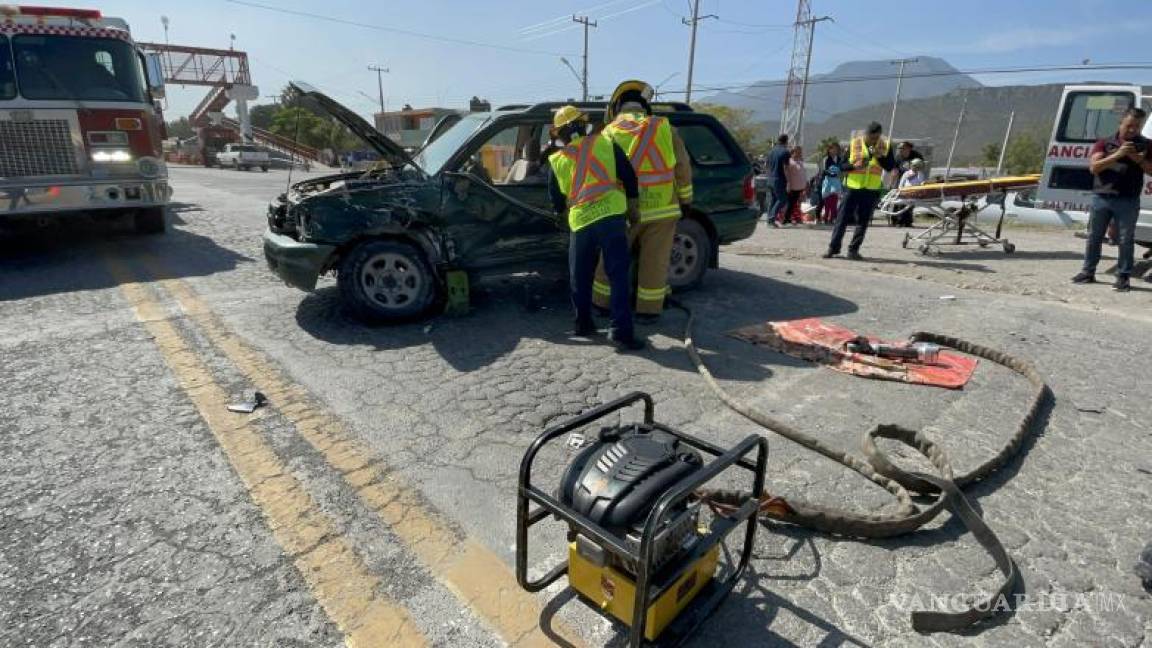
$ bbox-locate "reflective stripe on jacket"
[844,135,889,191]
[605,113,681,222]
[548,133,628,232]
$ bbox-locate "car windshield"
[11,34,147,102]
[415,113,489,174]
[0,36,14,100]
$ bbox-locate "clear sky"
[91,0,1152,120]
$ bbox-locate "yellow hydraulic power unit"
[516,392,767,647]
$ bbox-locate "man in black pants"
[823,122,896,260]
[765,134,791,227]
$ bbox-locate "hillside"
[705,57,982,124]
[802,84,1066,165]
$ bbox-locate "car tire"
[668,218,711,292]
[134,207,166,235]
[338,239,439,323]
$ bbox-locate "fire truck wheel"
[134,207,166,235]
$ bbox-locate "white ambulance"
[1037,85,1152,245]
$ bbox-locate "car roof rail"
[518,101,695,114]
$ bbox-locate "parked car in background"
[216,144,270,172]
[263,82,759,322]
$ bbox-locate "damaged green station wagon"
[263,82,759,322]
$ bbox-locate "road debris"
[1136,542,1152,592]
[227,391,267,414]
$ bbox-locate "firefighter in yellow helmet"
[547,105,646,351]
[592,80,694,322]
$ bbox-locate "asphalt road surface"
[2,165,1150,647]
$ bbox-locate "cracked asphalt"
[2,165,1151,647]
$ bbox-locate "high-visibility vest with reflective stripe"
[605,113,680,222]
[844,135,888,191]
[549,133,628,232]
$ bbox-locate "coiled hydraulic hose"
[674,301,1052,632]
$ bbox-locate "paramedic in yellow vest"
[592,80,694,322]
[823,121,896,260]
[547,105,646,352]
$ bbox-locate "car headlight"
[92,149,132,163]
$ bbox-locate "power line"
[662,62,1152,94]
[226,0,572,57]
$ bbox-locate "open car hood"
[289,81,423,175]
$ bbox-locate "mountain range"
[704,57,983,124]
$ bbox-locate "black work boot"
[1113,275,1131,292]
[609,331,646,352]
[847,250,865,261]
[1070,271,1096,284]
[821,250,838,259]
[635,313,661,325]
[570,319,598,337]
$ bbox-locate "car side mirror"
[144,52,166,99]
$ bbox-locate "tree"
[270,107,325,148]
[249,103,278,130]
[981,142,1002,168]
[165,116,194,139]
[692,103,768,155]
[1002,132,1045,175]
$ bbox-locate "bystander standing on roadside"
[821,141,845,224]
[784,145,808,224]
[1070,107,1152,292]
[824,121,896,260]
[890,158,925,227]
[765,134,791,227]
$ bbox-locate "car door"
[439,119,568,271]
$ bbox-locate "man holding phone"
[1072,107,1152,292]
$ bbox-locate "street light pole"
[887,57,919,141]
[367,64,389,115]
[682,0,717,104]
[996,110,1015,176]
[944,90,969,181]
[572,15,597,102]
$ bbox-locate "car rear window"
[678,124,734,165]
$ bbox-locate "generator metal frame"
[516,391,768,647]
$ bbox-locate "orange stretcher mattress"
[729,318,978,389]
[895,174,1040,200]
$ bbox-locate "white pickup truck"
[216,144,270,172]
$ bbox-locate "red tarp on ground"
[728,318,978,389]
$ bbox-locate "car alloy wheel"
[667,219,710,291]
[360,252,424,309]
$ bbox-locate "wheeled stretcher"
[876,175,1040,255]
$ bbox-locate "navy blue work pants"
[570,214,633,339]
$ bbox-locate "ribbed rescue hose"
[674,301,1052,632]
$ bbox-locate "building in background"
[374,106,461,148]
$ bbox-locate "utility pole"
[779,0,830,146]
[572,15,597,102]
[367,64,389,115]
[682,0,717,104]
[943,90,969,181]
[996,110,1015,176]
[887,57,919,141]
[794,15,830,146]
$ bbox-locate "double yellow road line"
[106,256,582,648]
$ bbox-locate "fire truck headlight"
[91,149,133,163]
[137,157,161,178]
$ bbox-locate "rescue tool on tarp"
[515,303,1050,645]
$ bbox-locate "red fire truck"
[0,5,170,234]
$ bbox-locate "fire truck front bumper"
[0,179,171,218]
